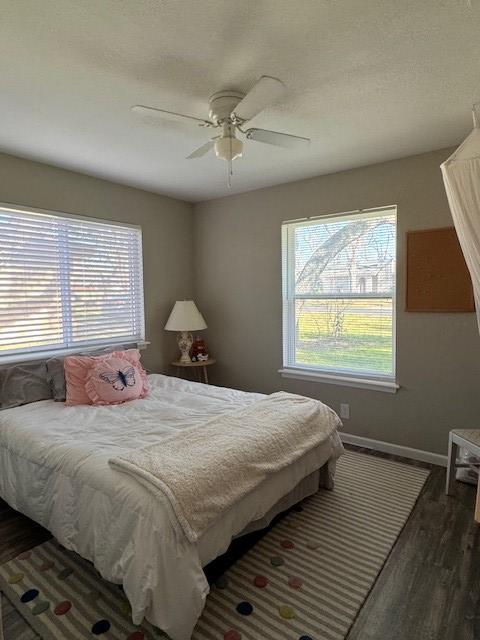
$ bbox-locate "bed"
[0,373,344,639]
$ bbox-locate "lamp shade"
[164,300,207,332]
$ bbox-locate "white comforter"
[0,374,343,640]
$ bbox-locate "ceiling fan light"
[214,136,243,162]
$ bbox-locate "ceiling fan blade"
[186,139,216,159]
[245,127,310,149]
[233,76,286,122]
[131,105,213,127]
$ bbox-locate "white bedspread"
[0,374,343,640]
[111,391,341,543]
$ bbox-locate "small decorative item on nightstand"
[164,300,207,364]
[190,336,208,362]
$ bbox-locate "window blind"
[282,207,397,380]
[0,204,144,358]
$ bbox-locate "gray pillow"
[46,344,133,402]
[45,356,69,402]
[0,361,52,410]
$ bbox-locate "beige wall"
[2,147,478,455]
[0,152,193,372]
[193,148,480,455]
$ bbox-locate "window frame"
[0,202,146,363]
[280,206,399,393]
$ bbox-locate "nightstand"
[172,359,216,384]
[446,429,480,523]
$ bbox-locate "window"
[281,207,397,390]
[0,204,144,359]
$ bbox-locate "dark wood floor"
[1,446,479,639]
[346,447,480,640]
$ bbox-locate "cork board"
[406,227,474,312]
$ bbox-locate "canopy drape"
[441,122,480,332]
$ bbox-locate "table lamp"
[164,300,207,364]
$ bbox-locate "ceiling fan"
[131,75,310,184]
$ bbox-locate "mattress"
[0,374,344,640]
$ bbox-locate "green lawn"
[295,303,393,375]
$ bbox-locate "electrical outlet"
[340,403,350,420]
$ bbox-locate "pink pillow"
[85,357,145,405]
[64,349,149,406]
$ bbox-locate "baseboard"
[340,432,447,467]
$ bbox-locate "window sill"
[0,341,150,365]
[278,367,399,393]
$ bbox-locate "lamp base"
[177,331,193,364]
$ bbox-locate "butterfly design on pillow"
[99,366,136,391]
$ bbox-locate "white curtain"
[441,123,480,332]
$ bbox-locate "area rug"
[0,451,430,639]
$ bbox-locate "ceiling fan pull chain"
[227,137,233,188]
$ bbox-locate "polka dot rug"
[0,452,429,639]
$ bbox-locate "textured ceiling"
[1,0,480,202]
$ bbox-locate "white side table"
[446,429,480,522]
[172,359,216,384]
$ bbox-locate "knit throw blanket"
[109,391,341,542]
